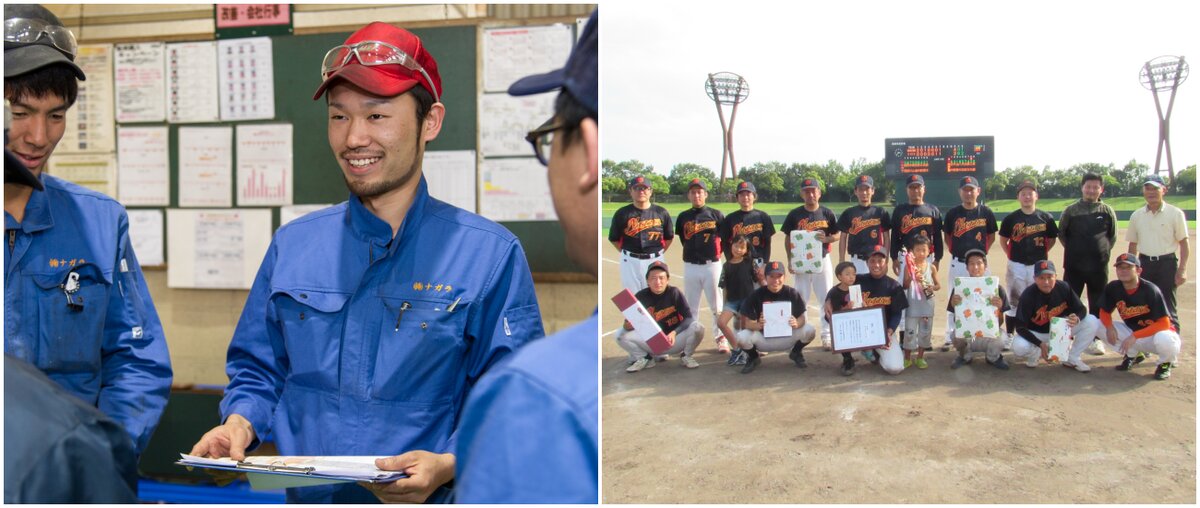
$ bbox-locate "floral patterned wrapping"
[789,230,824,274]
[952,276,1002,339]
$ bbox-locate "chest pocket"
[32,263,111,373]
[272,289,350,386]
[372,296,469,403]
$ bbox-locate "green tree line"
[602,159,1197,202]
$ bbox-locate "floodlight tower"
[1140,55,1188,183]
[705,72,749,187]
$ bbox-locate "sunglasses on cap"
[320,40,439,103]
[4,17,78,58]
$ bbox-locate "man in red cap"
[191,22,544,504]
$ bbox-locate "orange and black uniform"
[634,286,692,334]
[1014,281,1087,346]
[1099,279,1174,338]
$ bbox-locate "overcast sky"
[601,0,1200,178]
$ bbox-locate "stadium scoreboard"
[884,136,994,178]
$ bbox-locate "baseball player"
[948,249,1011,370]
[616,261,705,372]
[1099,253,1181,381]
[675,179,728,352]
[735,261,817,374]
[941,175,997,351]
[856,245,910,375]
[781,177,839,350]
[720,180,775,269]
[837,174,891,275]
[1011,260,1102,371]
[608,175,673,293]
[890,174,942,353]
[998,179,1058,347]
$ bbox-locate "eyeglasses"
[4,18,78,58]
[321,40,439,103]
[525,116,566,166]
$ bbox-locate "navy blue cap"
[1143,175,1167,189]
[688,178,707,191]
[801,178,820,191]
[855,174,874,188]
[1113,253,1141,268]
[959,176,980,189]
[1035,260,1056,275]
[646,260,669,278]
[507,11,597,115]
[764,261,786,276]
[906,174,925,187]
[627,175,649,190]
[867,245,888,258]
[736,181,756,194]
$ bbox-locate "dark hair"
[835,261,856,277]
[1081,172,1104,186]
[966,251,988,265]
[410,85,435,124]
[730,234,749,246]
[3,64,79,107]
[553,90,595,151]
[911,235,931,247]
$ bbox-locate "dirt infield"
[601,227,1196,504]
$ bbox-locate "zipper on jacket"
[393,302,411,331]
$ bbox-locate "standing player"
[1011,260,1101,372]
[998,180,1057,347]
[1126,175,1189,332]
[609,175,673,293]
[675,179,726,351]
[940,175,997,351]
[1058,173,1117,355]
[720,180,775,271]
[616,261,705,372]
[837,174,891,275]
[735,261,817,374]
[781,177,839,350]
[890,174,942,352]
[1099,253,1181,381]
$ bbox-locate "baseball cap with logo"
[959,176,980,189]
[764,260,786,276]
[687,178,707,191]
[1017,179,1038,192]
[867,245,888,258]
[508,11,597,116]
[801,178,820,191]
[312,22,443,102]
[4,4,86,80]
[1113,253,1141,268]
[736,181,756,194]
[855,175,874,189]
[645,260,669,278]
[1034,260,1057,276]
[906,174,925,187]
[627,175,649,190]
[1143,174,1167,189]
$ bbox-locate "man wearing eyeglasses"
[4,2,172,460]
[609,175,673,293]
[189,22,543,504]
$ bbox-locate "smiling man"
[189,22,543,503]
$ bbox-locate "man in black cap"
[1099,253,1180,380]
[615,260,705,372]
[998,179,1058,347]
[609,174,673,293]
[837,174,891,275]
[889,174,942,355]
[676,177,726,352]
[940,175,997,351]
[719,180,774,271]
[781,177,839,350]
[1011,260,1101,372]
[5,3,172,459]
[735,260,817,374]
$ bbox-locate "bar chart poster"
[236,123,292,206]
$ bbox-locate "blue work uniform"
[455,311,599,503]
[219,177,544,503]
[3,174,173,455]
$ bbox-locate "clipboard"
[177,454,406,490]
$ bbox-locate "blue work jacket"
[220,177,544,503]
[3,174,173,456]
[455,310,598,503]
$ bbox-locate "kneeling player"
[1012,260,1101,371]
[736,261,817,374]
[616,261,705,372]
[1100,253,1181,380]
[948,249,1010,370]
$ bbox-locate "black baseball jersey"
[1015,280,1087,336]
[890,203,943,262]
[942,204,997,260]
[720,209,775,262]
[1099,279,1174,338]
[675,206,726,263]
[854,274,909,331]
[719,258,757,302]
[634,285,692,335]
[999,209,1059,264]
[782,205,838,256]
[739,285,806,321]
[826,285,852,313]
[837,205,891,258]
[608,204,673,254]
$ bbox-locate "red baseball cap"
[312,22,443,101]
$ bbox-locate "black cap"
[736,181,756,194]
[801,178,820,191]
[627,175,650,190]
[764,261,785,276]
[645,260,669,278]
[959,176,980,189]
[1034,260,1056,276]
[4,4,86,80]
[867,245,888,258]
[687,178,707,191]
[1113,253,1141,268]
[1016,179,1037,192]
[906,174,925,187]
[508,11,597,115]
[855,174,874,189]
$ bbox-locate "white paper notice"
[422,150,477,212]
[178,127,233,207]
[218,37,275,121]
[128,209,165,266]
[59,44,115,153]
[280,204,334,228]
[762,301,793,338]
[167,209,271,289]
[114,42,166,123]
[117,126,170,205]
[236,124,292,206]
[848,284,863,308]
[479,93,555,157]
[194,211,245,288]
[167,41,219,123]
[47,153,117,197]
[482,24,573,92]
[480,158,555,222]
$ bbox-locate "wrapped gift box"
[789,230,824,274]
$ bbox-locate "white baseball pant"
[735,323,816,353]
[619,251,662,293]
[793,253,833,341]
[615,321,705,361]
[1011,314,1101,365]
[1105,321,1180,366]
[684,261,724,341]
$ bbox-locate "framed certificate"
[830,306,887,352]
